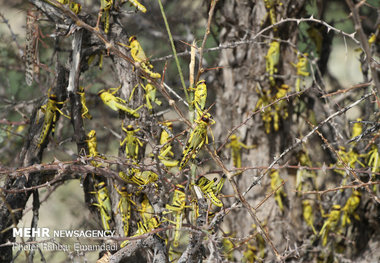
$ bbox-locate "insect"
[86,130,104,167]
[100,0,113,33]
[121,194,160,247]
[120,216,160,247]
[255,87,272,134]
[364,144,379,190]
[196,175,225,207]
[98,86,142,118]
[119,36,161,79]
[77,86,92,120]
[341,190,361,227]
[189,79,207,113]
[68,1,82,14]
[90,182,113,231]
[264,0,282,31]
[25,10,40,86]
[46,0,82,14]
[37,93,70,147]
[115,185,133,237]
[265,40,280,86]
[333,146,365,186]
[272,84,289,132]
[291,53,309,92]
[120,123,143,160]
[130,83,162,110]
[221,235,235,261]
[319,204,341,246]
[157,122,178,167]
[302,200,317,235]
[163,185,191,247]
[351,118,362,140]
[295,150,316,194]
[226,134,255,170]
[269,169,286,212]
[119,168,158,186]
[131,169,158,186]
[179,112,216,169]
[125,0,147,13]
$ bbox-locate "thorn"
[310,14,314,20]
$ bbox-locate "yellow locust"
[265,40,280,86]
[115,185,134,237]
[77,86,92,120]
[226,134,255,169]
[189,79,207,114]
[98,86,142,118]
[158,122,178,167]
[124,0,147,13]
[341,190,361,227]
[302,200,317,234]
[119,36,161,79]
[90,182,113,231]
[163,185,190,247]
[100,0,112,33]
[179,112,215,169]
[37,93,70,148]
[120,124,143,160]
[269,169,286,212]
[319,204,341,246]
[130,82,162,111]
[196,175,226,207]
[291,53,309,92]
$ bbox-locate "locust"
[255,87,272,134]
[45,0,82,14]
[118,168,158,186]
[319,204,341,246]
[302,200,317,235]
[291,53,309,92]
[364,144,379,190]
[77,86,92,120]
[226,134,255,169]
[179,112,215,169]
[265,40,280,86]
[100,0,112,33]
[115,185,134,237]
[269,169,286,212]
[341,190,361,227]
[351,118,362,139]
[121,194,160,247]
[196,175,226,207]
[118,36,161,79]
[189,79,207,114]
[272,84,289,132]
[120,124,143,160]
[124,0,147,13]
[130,82,162,111]
[157,122,178,167]
[90,182,113,231]
[37,93,70,148]
[163,185,191,247]
[263,0,282,31]
[98,86,142,118]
